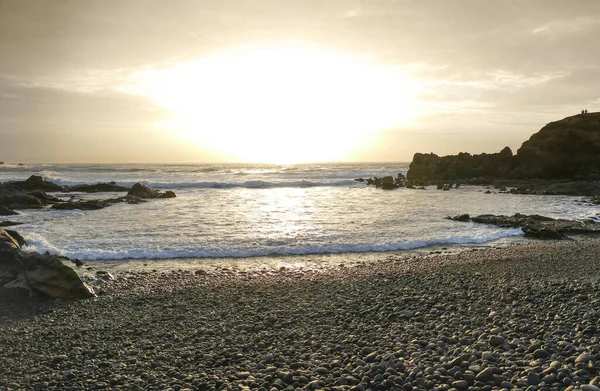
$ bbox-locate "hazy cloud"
[1,0,599,162]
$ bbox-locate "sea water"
[1,163,598,263]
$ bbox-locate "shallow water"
[2,163,598,263]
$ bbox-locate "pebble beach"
[1,239,600,391]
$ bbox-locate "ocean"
[1,163,598,265]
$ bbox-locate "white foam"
[27,229,524,261]
[22,232,66,256]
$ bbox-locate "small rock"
[576,353,592,364]
[527,372,541,386]
[533,349,550,359]
[452,380,469,389]
[489,335,505,347]
[476,367,495,383]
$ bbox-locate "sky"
[1,0,599,164]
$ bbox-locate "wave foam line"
[24,229,524,261]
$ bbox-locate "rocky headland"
[361,113,600,194]
[406,112,600,187]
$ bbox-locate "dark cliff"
[407,112,600,181]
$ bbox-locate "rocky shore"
[2,240,600,391]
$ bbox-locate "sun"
[124,41,420,164]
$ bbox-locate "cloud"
[532,16,600,36]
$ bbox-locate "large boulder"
[20,252,95,299]
[0,228,94,299]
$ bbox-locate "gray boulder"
[20,252,95,299]
[0,228,94,299]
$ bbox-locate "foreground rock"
[408,112,600,184]
[448,213,600,239]
[0,228,94,299]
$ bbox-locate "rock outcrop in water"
[0,228,94,299]
[407,112,600,182]
[447,213,600,239]
[64,181,130,193]
[0,176,175,211]
[128,182,177,199]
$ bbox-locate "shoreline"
[66,235,531,276]
[2,238,600,390]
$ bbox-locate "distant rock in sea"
[407,112,600,182]
[64,181,130,193]
[128,182,176,199]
